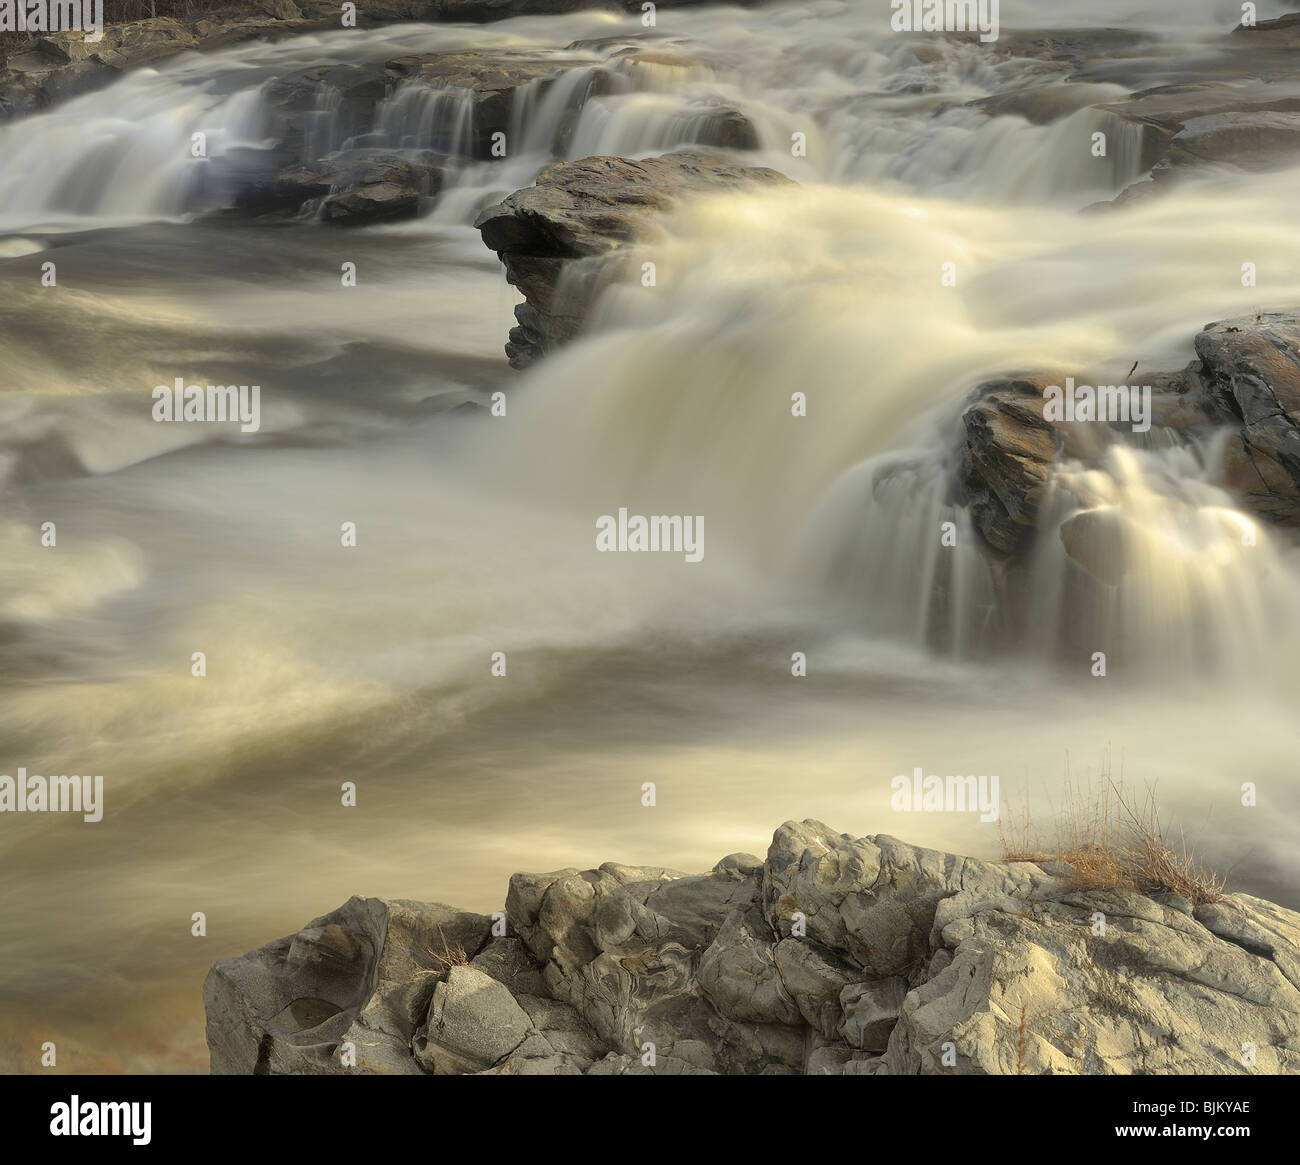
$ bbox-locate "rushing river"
[1,0,1298,1071]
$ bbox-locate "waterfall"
[477,164,1300,690]
[374,81,478,154]
[0,1,1207,232]
[3,0,1300,1073]
[800,440,1298,683]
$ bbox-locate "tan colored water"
[1,2,1298,1072]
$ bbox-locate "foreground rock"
[475,150,793,367]
[204,897,492,1073]
[204,820,1300,1074]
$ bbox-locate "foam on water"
[1,0,1298,1071]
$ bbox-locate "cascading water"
[1,0,1298,1073]
[800,438,1299,681]
[0,2,1189,232]
[375,80,479,153]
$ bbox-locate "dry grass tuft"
[998,757,1225,907]
[1118,786,1227,906]
[416,925,469,978]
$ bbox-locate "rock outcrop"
[953,312,1300,555]
[475,150,793,367]
[0,18,201,118]
[1101,93,1300,201]
[955,377,1070,557]
[1232,10,1300,48]
[1197,315,1300,525]
[204,897,493,1074]
[231,148,445,224]
[204,820,1300,1075]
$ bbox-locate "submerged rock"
[475,149,793,367]
[1058,507,1131,586]
[233,149,445,224]
[384,50,596,156]
[1155,111,1300,176]
[204,820,1300,1075]
[955,376,1066,556]
[1100,100,1300,199]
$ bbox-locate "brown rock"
[1196,314,1300,525]
[955,377,1064,556]
[475,149,793,368]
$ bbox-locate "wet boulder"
[233,148,445,223]
[1196,313,1300,525]
[475,149,793,367]
[954,376,1067,556]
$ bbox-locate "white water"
[1,0,1250,231]
[1,1,1298,1072]
[485,174,1300,677]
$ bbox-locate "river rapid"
[0,0,1297,1070]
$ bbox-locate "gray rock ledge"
[204,820,1300,1075]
